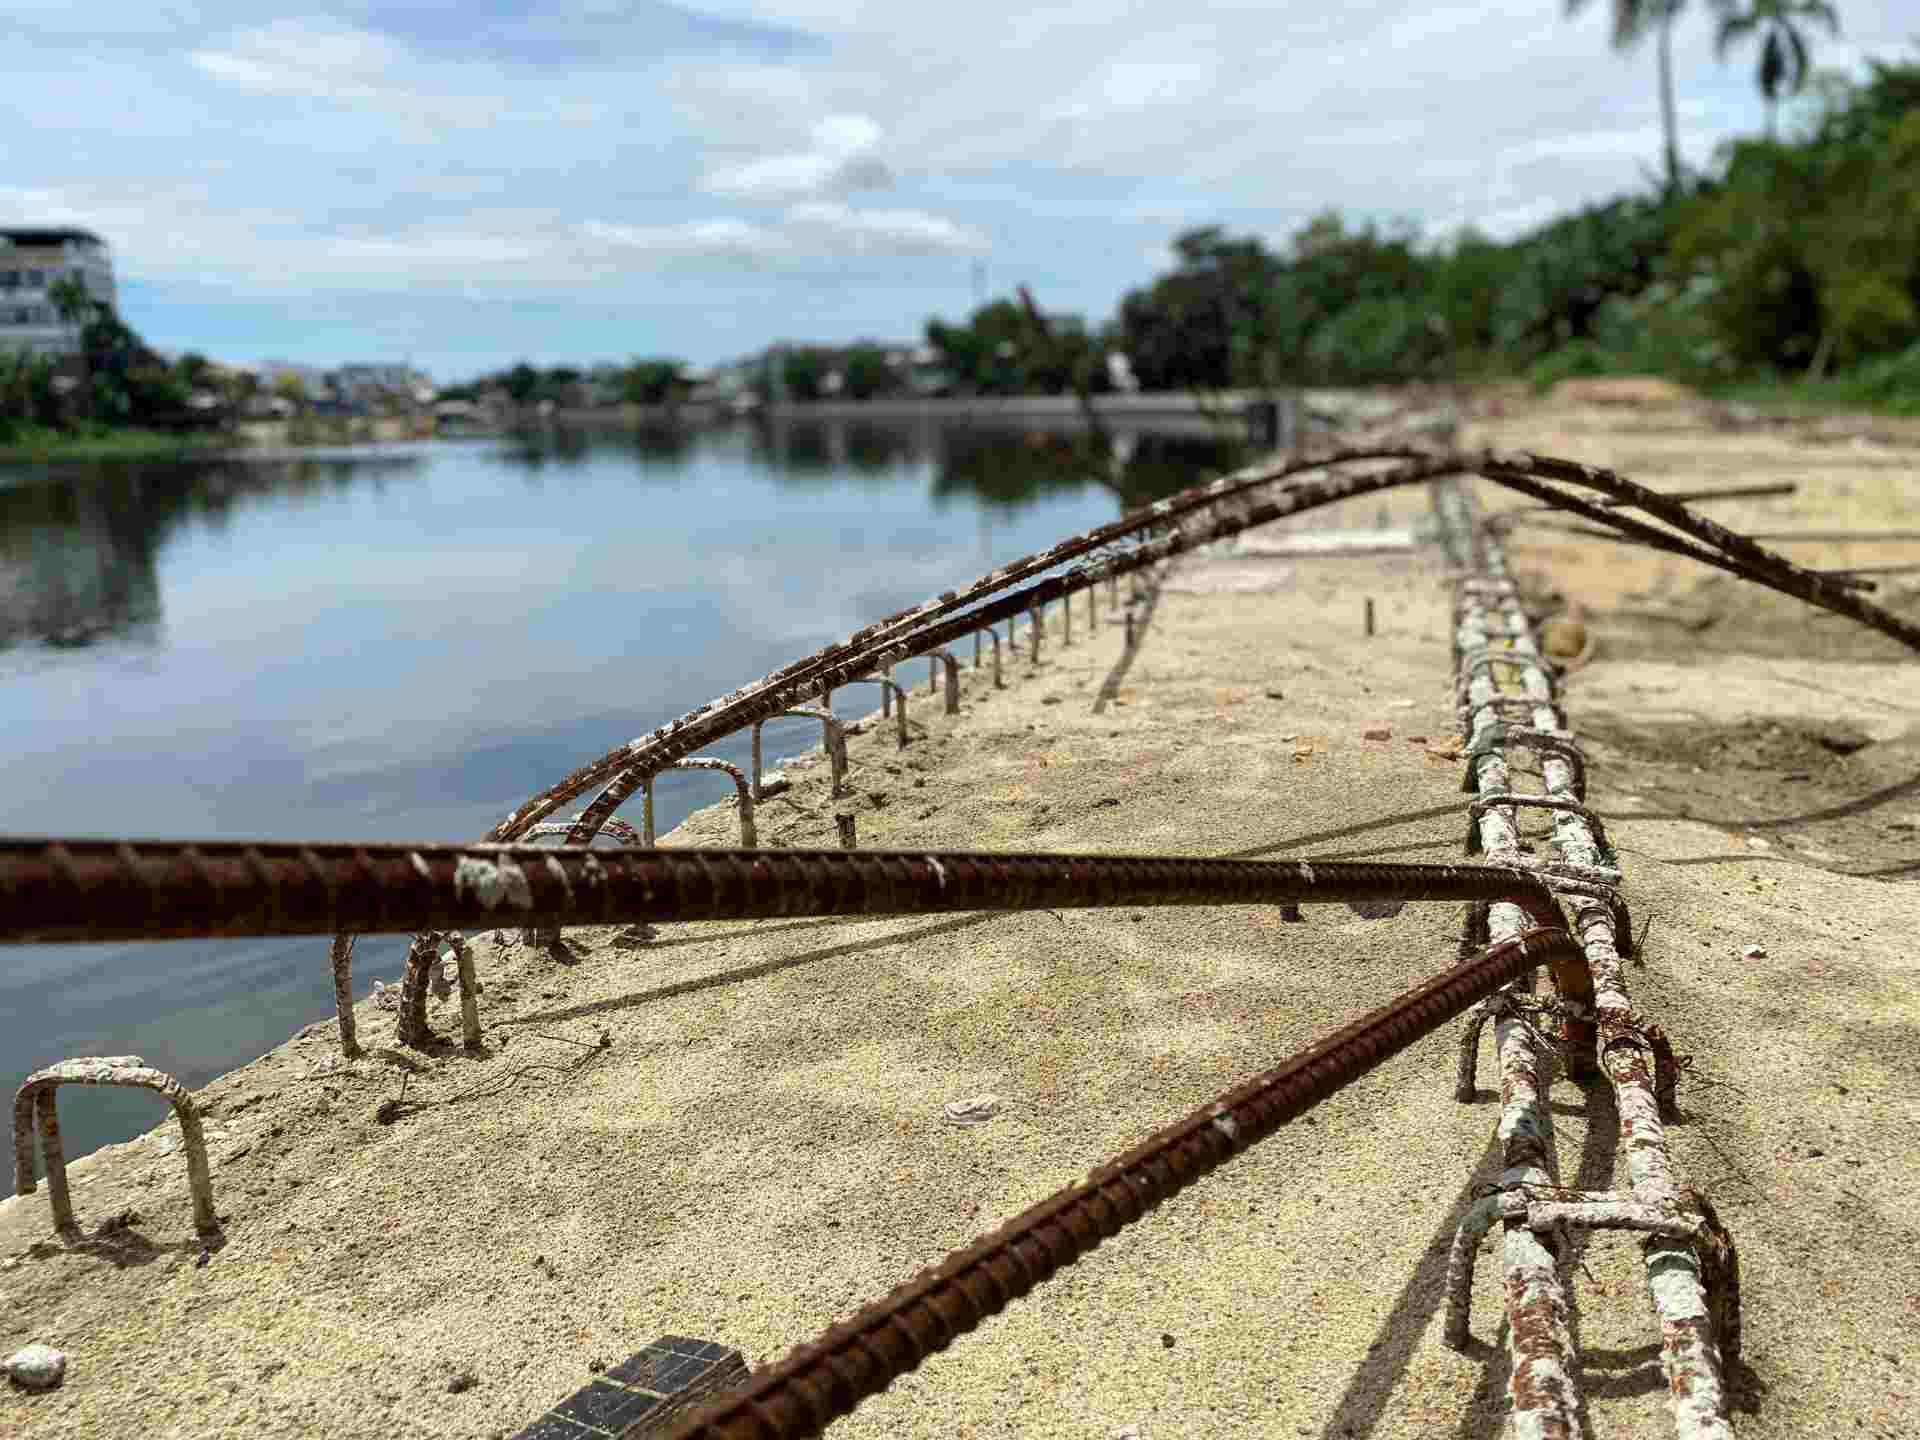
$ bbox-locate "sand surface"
[4,388,1918,1439]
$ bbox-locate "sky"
[8,2,1915,383]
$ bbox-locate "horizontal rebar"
[0,840,1565,945]
[656,924,1581,1440]
[1500,480,1796,516]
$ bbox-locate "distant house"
[0,227,117,360]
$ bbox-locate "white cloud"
[784,201,985,254]
[189,19,507,132]
[581,202,985,263]
[700,112,893,199]
[582,217,782,261]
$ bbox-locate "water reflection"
[720,418,1243,507]
[0,418,1228,1170]
[0,451,427,654]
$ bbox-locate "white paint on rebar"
[1646,1254,1710,1319]
[1209,1106,1239,1142]
[926,856,948,891]
[544,857,573,902]
[408,851,431,881]
[454,855,533,911]
[1299,861,1315,884]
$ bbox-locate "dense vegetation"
[0,283,222,450]
[922,46,1920,412]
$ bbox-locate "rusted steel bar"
[520,758,761,954]
[396,930,483,1051]
[1029,603,1042,664]
[751,708,847,800]
[977,629,1004,688]
[1061,589,1072,646]
[653,925,1580,1440]
[1445,482,1737,1439]
[524,817,647,848]
[834,814,856,849]
[926,649,960,714]
[334,444,1917,1057]
[0,841,1566,944]
[330,933,360,1057]
[13,1057,218,1236]
[1502,480,1797,515]
[1440,500,1584,1437]
[530,446,1913,871]
[1477,452,1920,651]
[827,677,908,750]
[1481,513,1881,590]
[655,759,756,848]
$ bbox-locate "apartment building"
[0,227,117,359]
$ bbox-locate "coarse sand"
[3,392,1918,1439]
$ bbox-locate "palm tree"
[1564,0,1694,198]
[1712,0,1842,139]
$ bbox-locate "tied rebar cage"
[1435,475,1738,1440]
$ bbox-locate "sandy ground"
[4,387,1918,1440]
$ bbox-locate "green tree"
[175,351,213,391]
[1670,54,1920,378]
[842,345,898,400]
[503,362,540,404]
[271,373,310,416]
[1564,0,1697,197]
[1712,0,1841,139]
[621,358,684,405]
[781,348,826,402]
[0,349,61,438]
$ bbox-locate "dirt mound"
[1593,716,1875,773]
[1548,375,1700,407]
[1580,713,1920,877]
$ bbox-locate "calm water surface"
[1,419,1233,1166]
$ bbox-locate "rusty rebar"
[14,1057,218,1236]
[1441,496,1584,1438]
[396,930,484,1051]
[1500,480,1797,515]
[0,841,1566,944]
[1445,480,1737,1439]
[751,708,847,800]
[468,444,1910,889]
[926,649,960,714]
[333,443,1912,1058]
[653,925,1580,1440]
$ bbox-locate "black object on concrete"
[510,1336,749,1439]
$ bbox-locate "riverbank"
[0,415,436,466]
[0,425,233,464]
[3,392,1917,1439]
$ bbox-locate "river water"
[1,419,1235,1166]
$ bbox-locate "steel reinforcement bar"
[1438,476,1738,1440]
[645,925,1582,1440]
[476,445,1920,865]
[0,841,1562,944]
[321,443,1920,1054]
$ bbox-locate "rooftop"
[0,228,108,249]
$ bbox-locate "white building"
[0,227,117,359]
